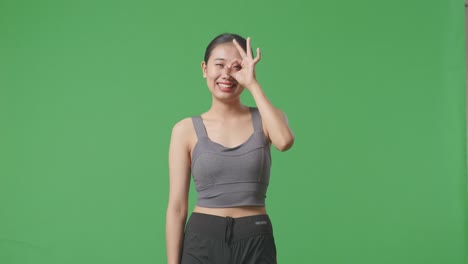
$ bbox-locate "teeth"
[219,83,235,88]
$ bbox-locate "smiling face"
[201,43,244,102]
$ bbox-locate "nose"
[221,65,232,75]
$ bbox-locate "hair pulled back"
[204,33,249,64]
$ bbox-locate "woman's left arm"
[231,37,295,151]
[248,82,295,151]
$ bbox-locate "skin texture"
[166,37,295,264]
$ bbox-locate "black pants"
[180,212,277,264]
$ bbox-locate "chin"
[212,91,241,102]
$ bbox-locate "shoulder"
[172,117,194,131]
[171,117,195,139]
[169,117,199,158]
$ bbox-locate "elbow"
[166,201,188,220]
[274,135,295,152]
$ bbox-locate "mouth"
[217,82,237,92]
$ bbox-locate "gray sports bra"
[191,106,272,208]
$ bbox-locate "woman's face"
[201,43,244,102]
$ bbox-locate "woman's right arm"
[166,119,192,264]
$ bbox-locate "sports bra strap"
[192,107,262,138]
[250,107,263,132]
[191,116,207,139]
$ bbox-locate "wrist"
[245,81,260,89]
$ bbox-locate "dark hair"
[204,33,249,64]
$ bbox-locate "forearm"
[166,207,188,264]
[248,82,295,151]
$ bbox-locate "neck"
[209,97,248,118]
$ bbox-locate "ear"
[201,61,207,78]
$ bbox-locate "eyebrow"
[213,58,225,61]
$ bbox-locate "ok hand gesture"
[229,37,261,89]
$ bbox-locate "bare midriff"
[193,205,267,218]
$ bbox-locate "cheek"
[205,71,218,87]
[207,70,220,80]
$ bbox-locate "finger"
[228,58,243,68]
[229,70,239,81]
[246,37,253,58]
[232,39,247,58]
[253,48,261,64]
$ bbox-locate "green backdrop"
[1,0,467,263]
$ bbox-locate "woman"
[166,33,295,264]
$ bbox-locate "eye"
[233,65,242,70]
[215,64,224,67]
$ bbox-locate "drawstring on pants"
[225,216,234,244]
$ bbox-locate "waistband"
[185,212,274,244]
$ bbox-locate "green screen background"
[1,0,467,263]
